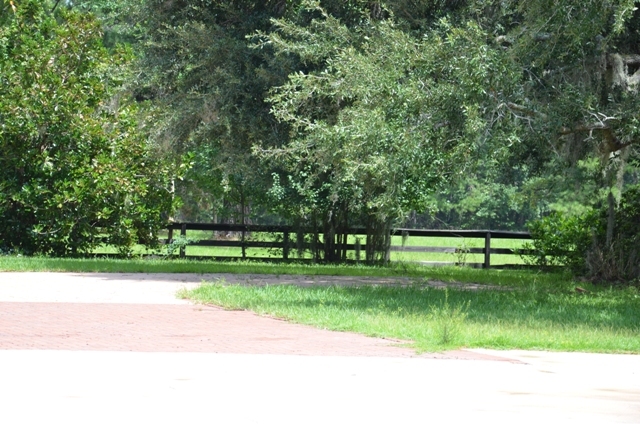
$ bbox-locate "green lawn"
[389,234,527,265]
[184,281,640,353]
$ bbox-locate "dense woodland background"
[1,0,638,280]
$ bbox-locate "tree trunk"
[323,212,336,262]
[365,216,392,264]
[240,189,246,260]
[606,189,615,248]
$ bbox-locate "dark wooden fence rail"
[165,223,533,269]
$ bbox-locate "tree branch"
[559,125,635,154]
[506,102,548,119]
[507,103,636,154]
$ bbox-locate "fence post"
[241,225,246,260]
[180,223,186,258]
[283,229,289,260]
[484,231,491,269]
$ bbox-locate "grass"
[184,281,640,353]
[0,255,572,288]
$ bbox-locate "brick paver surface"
[0,301,512,360]
[0,273,513,360]
[1,302,410,355]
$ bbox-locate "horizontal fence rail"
[154,223,534,269]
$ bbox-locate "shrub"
[0,1,174,256]
[523,211,599,272]
[586,187,640,283]
[523,186,640,284]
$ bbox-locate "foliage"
[422,165,539,231]
[523,211,599,271]
[586,186,640,282]
[137,0,299,224]
[0,0,174,256]
[66,0,638,277]
[615,186,640,255]
[260,1,519,261]
[504,1,640,204]
[164,235,194,257]
[69,0,141,47]
[524,186,640,282]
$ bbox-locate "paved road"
[0,272,638,423]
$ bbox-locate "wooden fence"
[165,223,534,269]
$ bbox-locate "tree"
[494,0,640,281]
[68,0,142,49]
[260,1,519,262]
[0,0,175,255]
[134,0,436,228]
[136,0,302,225]
[127,0,638,275]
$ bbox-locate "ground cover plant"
[184,281,640,353]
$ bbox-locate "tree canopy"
[256,2,521,260]
[1,0,638,278]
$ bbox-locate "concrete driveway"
[0,272,638,423]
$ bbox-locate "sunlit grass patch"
[185,282,640,353]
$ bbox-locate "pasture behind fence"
[164,223,534,269]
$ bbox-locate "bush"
[523,186,640,284]
[586,187,640,283]
[0,1,174,256]
[523,211,599,272]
